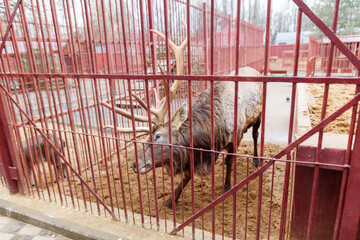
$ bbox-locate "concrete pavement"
[243,82,293,144]
[0,215,70,240]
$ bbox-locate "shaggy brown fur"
[133,67,262,208]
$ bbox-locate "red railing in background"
[270,34,360,75]
[269,44,308,73]
[317,35,360,73]
[0,1,264,79]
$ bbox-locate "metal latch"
[8,167,19,180]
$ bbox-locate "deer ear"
[171,102,188,130]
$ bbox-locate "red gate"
[0,0,359,239]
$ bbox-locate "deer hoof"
[223,184,231,194]
[164,197,173,209]
[253,158,259,167]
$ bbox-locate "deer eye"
[155,133,161,140]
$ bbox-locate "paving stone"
[48,232,58,238]
[0,216,69,240]
[0,216,11,224]
[23,236,34,240]
[14,235,35,240]
[18,225,42,236]
[1,220,25,233]
[10,235,33,240]
[0,222,7,229]
[33,236,58,240]
[38,230,49,236]
[0,232,16,240]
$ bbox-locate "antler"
[101,19,187,132]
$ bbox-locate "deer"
[101,20,262,208]
[22,134,67,186]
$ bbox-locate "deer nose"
[132,163,137,173]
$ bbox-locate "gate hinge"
[8,167,19,180]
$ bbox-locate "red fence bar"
[0,93,22,194]
[144,0,160,229]
[255,0,272,238]
[232,0,242,239]
[340,106,360,239]
[209,0,215,238]
[332,82,360,239]
[306,0,340,238]
[1,73,360,84]
[279,7,302,240]
[0,0,22,55]
[185,0,196,237]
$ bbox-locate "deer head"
[101,20,188,173]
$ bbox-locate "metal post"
[0,92,23,194]
[228,14,232,72]
[148,0,158,89]
[202,2,208,76]
[339,109,360,239]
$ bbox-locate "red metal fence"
[0,0,360,239]
[270,34,360,75]
[269,44,308,72]
[314,34,360,74]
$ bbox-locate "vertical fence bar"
[120,0,145,224]
[21,0,65,204]
[186,0,195,238]
[233,0,242,239]
[339,97,360,239]
[0,1,37,198]
[333,83,360,239]
[0,93,22,194]
[257,0,272,239]
[162,0,177,228]
[16,1,51,201]
[49,0,89,209]
[278,7,302,240]
[141,0,160,229]
[210,0,215,238]
[203,3,208,77]
[83,0,105,214]
[148,0,158,86]
[107,46,128,222]
[306,0,340,239]
[68,0,100,213]
[228,14,232,72]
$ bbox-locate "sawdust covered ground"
[75,140,290,239]
[306,83,357,134]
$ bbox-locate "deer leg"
[224,146,234,193]
[30,169,35,186]
[165,171,191,208]
[252,116,261,167]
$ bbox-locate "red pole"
[228,14,232,72]
[306,0,340,238]
[0,93,23,194]
[203,3,208,77]
[148,0,158,90]
[339,107,360,239]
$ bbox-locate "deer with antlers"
[101,20,262,208]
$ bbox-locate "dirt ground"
[306,83,357,134]
[16,105,292,239]
[67,139,291,239]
